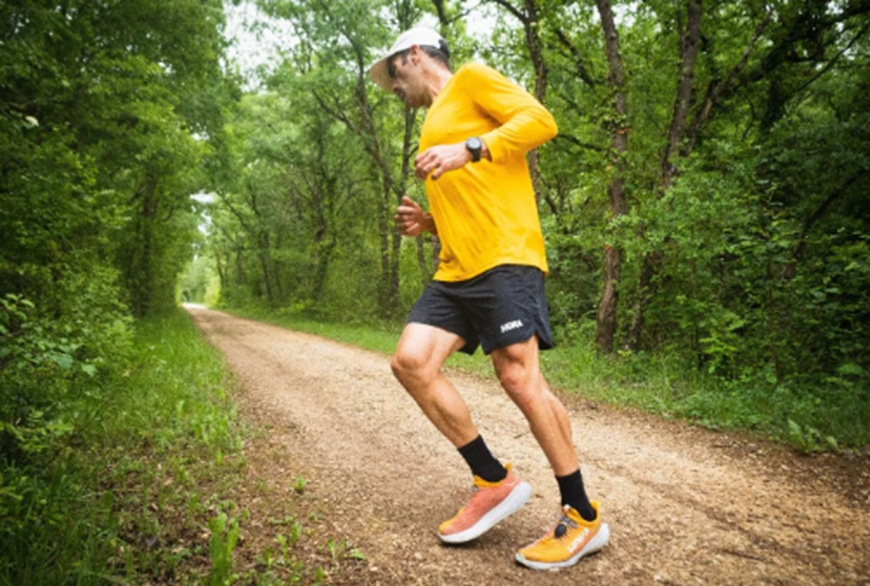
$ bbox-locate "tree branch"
[551,26,596,87]
[785,171,866,279]
[660,0,702,187]
[684,7,772,155]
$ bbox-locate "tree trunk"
[596,245,621,352]
[376,174,393,314]
[127,172,160,317]
[594,0,630,353]
[524,0,547,203]
[661,0,702,188]
[258,231,274,305]
[626,0,703,351]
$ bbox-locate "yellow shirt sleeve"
[420,62,557,281]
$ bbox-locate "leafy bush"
[0,309,245,584]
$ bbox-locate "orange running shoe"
[515,501,609,570]
[438,464,532,544]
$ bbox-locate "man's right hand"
[395,196,436,237]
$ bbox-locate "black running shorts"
[407,264,555,355]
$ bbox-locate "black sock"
[556,469,596,522]
[457,435,507,483]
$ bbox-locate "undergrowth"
[0,309,244,584]
[0,308,362,585]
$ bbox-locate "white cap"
[368,27,447,91]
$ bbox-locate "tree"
[1,6,238,566]
[224,0,452,317]
[1,0,233,468]
[204,0,869,404]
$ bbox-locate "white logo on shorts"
[500,319,524,334]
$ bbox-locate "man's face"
[387,48,427,108]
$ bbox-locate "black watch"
[465,137,483,163]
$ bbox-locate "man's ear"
[408,44,421,65]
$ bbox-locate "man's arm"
[413,63,555,181]
[469,62,558,163]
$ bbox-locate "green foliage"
[0,310,247,584]
[179,253,219,304]
[1,6,241,576]
[1,0,235,319]
[209,76,401,316]
[0,291,131,466]
[210,0,444,318]
[208,511,243,586]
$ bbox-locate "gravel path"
[187,305,869,585]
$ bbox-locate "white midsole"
[439,481,533,544]
[515,522,610,570]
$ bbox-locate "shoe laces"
[464,482,485,506]
[552,505,578,539]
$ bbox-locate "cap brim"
[368,56,393,92]
[369,26,445,92]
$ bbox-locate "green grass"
[0,308,381,585]
[221,305,869,453]
[1,310,248,585]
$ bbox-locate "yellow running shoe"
[515,501,609,570]
[438,464,532,544]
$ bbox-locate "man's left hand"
[414,143,472,180]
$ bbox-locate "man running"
[369,27,609,570]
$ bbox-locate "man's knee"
[390,351,409,380]
[495,359,524,391]
[493,340,534,386]
[391,346,428,383]
[392,324,462,384]
[496,362,539,412]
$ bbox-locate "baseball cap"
[368,27,448,91]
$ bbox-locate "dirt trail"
[186,306,869,585]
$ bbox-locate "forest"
[203,0,869,447]
[1,0,868,582]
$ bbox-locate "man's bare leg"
[491,335,578,475]
[390,322,478,447]
[391,322,532,543]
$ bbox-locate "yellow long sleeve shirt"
[420,61,558,282]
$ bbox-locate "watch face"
[466,137,482,162]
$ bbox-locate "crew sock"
[457,435,507,483]
[556,469,597,522]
